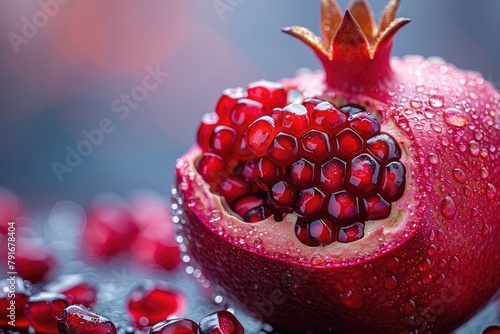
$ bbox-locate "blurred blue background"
[0,0,499,209]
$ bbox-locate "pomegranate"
[58,305,117,334]
[174,0,500,333]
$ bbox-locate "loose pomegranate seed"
[82,194,139,259]
[246,100,406,245]
[14,237,57,283]
[127,281,186,328]
[198,310,244,334]
[58,305,117,334]
[25,292,68,334]
[43,274,97,308]
[0,277,31,328]
[483,326,500,334]
[149,319,199,334]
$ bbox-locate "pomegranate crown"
[283,0,410,91]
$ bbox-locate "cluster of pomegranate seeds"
[246,99,406,245]
[0,277,31,328]
[58,305,117,334]
[43,274,97,308]
[24,292,68,333]
[196,81,288,220]
[127,280,186,328]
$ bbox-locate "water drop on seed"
[443,108,467,127]
[441,197,456,219]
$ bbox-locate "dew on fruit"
[427,153,439,165]
[423,274,433,284]
[443,108,467,127]
[418,259,432,272]
[400,299,416,315]
[485,183,496,200]
[429,230,436,241]
[427,244,437,256]
[480,167,489,179]
[429,95,444,108]
[387,257,400,270]
[436,273,445,285]
[440,196,456,219]
[469,141,480,156]
[437,229,446,241]
[410,99,423,109]
[339,290,363,309]
[384,276,397,289]
[452,168,466,184]
[424,107,437,119]
[310,254,326,266]
[450,256,460,269]
[439,258,447,268]
[416,84,425,93]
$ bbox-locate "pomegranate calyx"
[283,0,410,92]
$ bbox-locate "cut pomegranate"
[127,281,186,327]
[43,274,97,308]
[198,310,244,334]
[0,277,31,328]
[25,292,68,333]
[149,319,199,334]
[58,305,117,334]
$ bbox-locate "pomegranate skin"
[175,54,500,333]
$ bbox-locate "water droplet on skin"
[441,197,456,219]
[423,274,433,284]
[449,256,460,269]
[385,276,398,289]
[252,238,263,248]
[463,186,472,197]
[439,258,447,268]
[480,167,489,179]
[419,259,432,272]
[437,229,446,241]
[427,244,437,255]
[210,210,221,222]
[387,257,400,270]
[428,153,439,165]
[429,230,436,241]
[429,95,444,108]
[339,290,363,309]
[469,141,480,156]
[486,183,496,200]
[430,123,442,133]
[436,273,445,285]
[367,275,378,286]
[400,300,416,315]
[474,130,484,141]
[416,85,425,93]
[311,254,325,265]
[452,168,466,184]
[443,108,467,127]
[410,99,423,109]
[471,208,479,217]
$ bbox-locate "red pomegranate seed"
[338,222,364,243]
[483,326,500,334]
[216,87,246,120]
[327,190,360,223]
[301,130,330,156]
[25,292,68,334]
[380,161,406,201]
[349,153,380,193]
[335,129,363,158]
[295,187,325,217]
[268,133,298,164]
[320,157,346,192]
[198,310,244,334]
[273,103,309,131]
[366,133,401,162]
[127,281,186,328]
[211,126,237,156]
[269,181,295,210]
[348,111,380,138]
[0,277,31,328]
[247,80,287,112]
[246,116,277,156]
[289,158,315,186]
[197,153,230,191]
[58,305,117,334]
[197,113,219,153]
[308,219,337,246]
[149,319,199,334]
[311,101,346,130]
[232,195,272,222]
[15,237,57,283]
[230,99,267,131]
[82,194,139,259]
[43,275,96,308]
[219,176,252,205]
[363,194,391,220]
[255,157,280,190]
